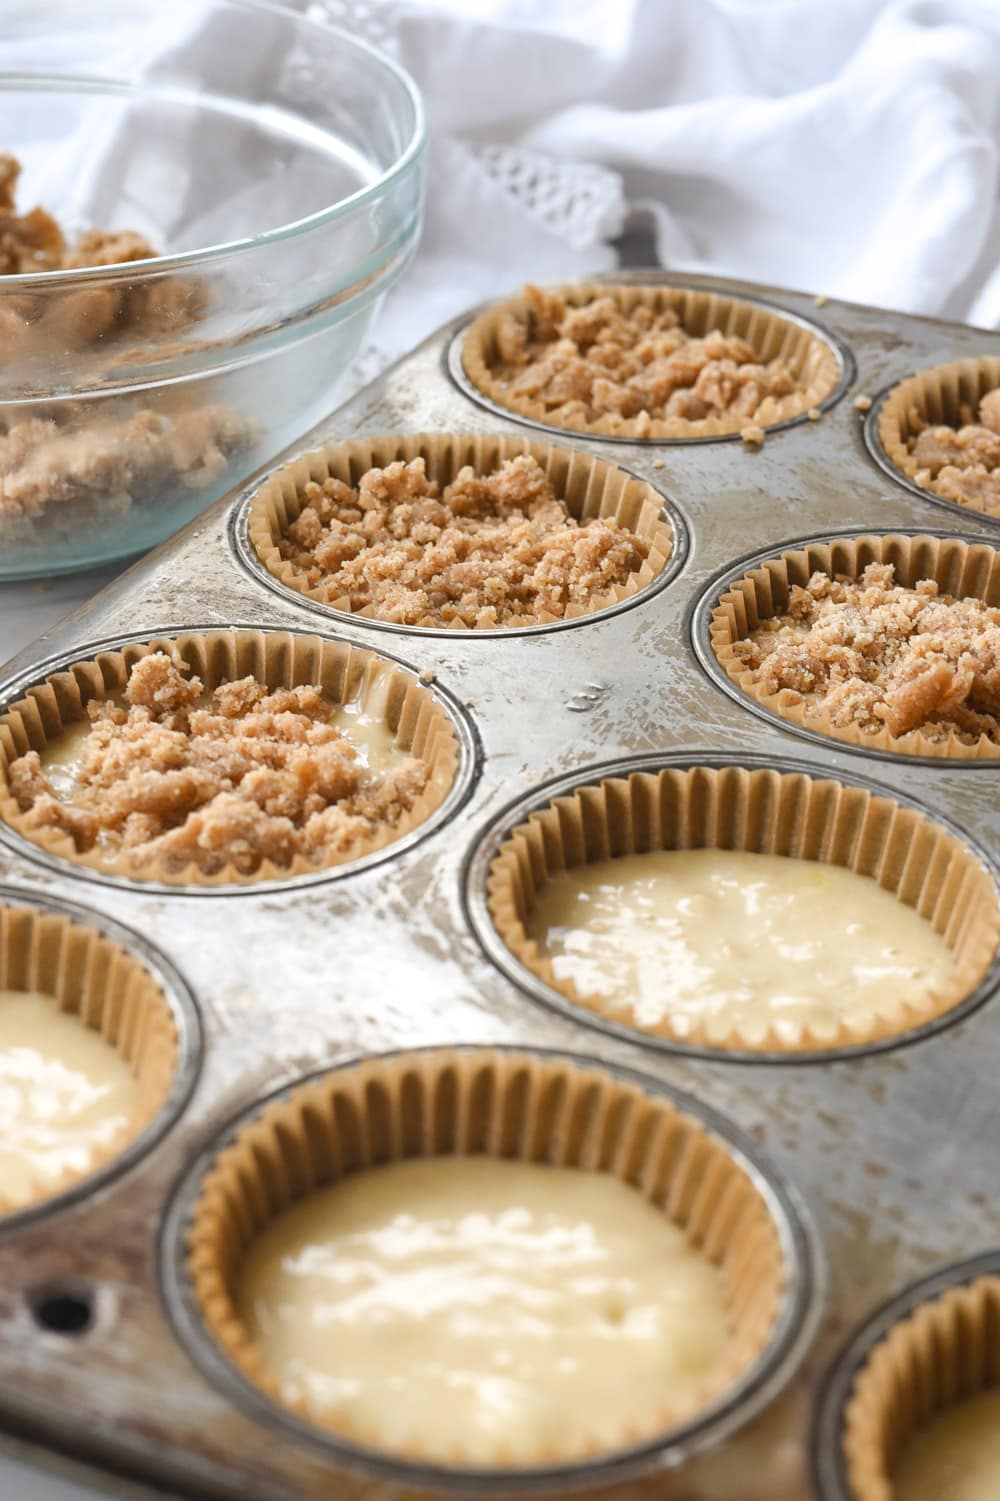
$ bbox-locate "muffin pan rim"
[158,1041,826,1495]
[689,523,1000,768]
[0,882,203,1241]
[462,748,1000,1066]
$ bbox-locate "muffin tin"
[0,269,998,1500]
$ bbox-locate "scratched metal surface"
[0,271,998,1501]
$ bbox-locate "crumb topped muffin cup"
[457,282,846,441]
[813,1254,1000,1501]
[240,431,680,634]
[0,628,468,890]
[474,758,1000,1056]
[167,1046,820,1487]
[0,890,198,1224]
[704,532,1000,762]
[870,357,1000,523]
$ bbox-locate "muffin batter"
[895,1388,1000,1501]
[236,1155,729,1465]
[0,988,139,1208]
[526,849,957,1044]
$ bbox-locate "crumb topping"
[276,454,651,628]
[732,562,1000,745]
[907,390,1000,516]
[478,284,808,436]
[6,654,430,877]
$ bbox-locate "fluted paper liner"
[0,629,460,887]
[843,1273,1000,1501]
[710,534,1000,760]
[486,765,999,1053]
[877,357,1000,520]
[0,899,178,1214]
[461,283,841,439]
[186,1048,787,1468]
[246,431,676,629]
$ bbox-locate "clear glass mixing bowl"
[0,0,425,578]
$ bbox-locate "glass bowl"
[0,0,426,578]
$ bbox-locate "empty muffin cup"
[483,761,1000,1053]
[460,282,844,440]
[0,895,185,1217]
[242,431,678,631]
[0,627,464,887]
[873,357,1000,521]
[180,1047,815,1479]
[707,533,1000,761]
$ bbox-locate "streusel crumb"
[7,654,429,877]
[479,284,807,436]
[276,454,651,628]
[733,562,1000,745]
[907,390,1000,516]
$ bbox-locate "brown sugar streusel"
[733,562,1000,744]
[276,453,651,628]
[482,284,806,436]
[7,654,429,877]
[907,390,1000,517]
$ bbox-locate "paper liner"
[186,1048,786,1469]
[486,764,999,1053]
[0,898,178,1215]
[0,629,460,887]
[877,358,1000,519]
[708,534,1000,760]
[461,282,841,439]
[245,431,675,630]
[843,1273,1000,1501]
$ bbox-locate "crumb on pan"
[275,454,652,629]
[854,394,873,411]
[476,284,811,437]
[740,424,765,446]
[807,407,821,421]
[6,653,430,878]
[733,561,1000,745]
[813,294,829,307]
[905,390,1000,516]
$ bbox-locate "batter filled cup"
[876,357,1000,520]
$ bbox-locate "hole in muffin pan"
[463,751,1000,1065]
[690,527,1000,768]
[228,443,691,639]
[0,624,482,897]
[0,887,203,1239]
[810,1248,1000,1501]
[445,278,856,445]
[27,1282,100,1338]
[158,1044,824,1494]
[863,376,1000,530]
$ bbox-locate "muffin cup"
[185,1047,793,1472]
[0,897,179,1215]
[840,1269,1000,1501]
[708,533,1000,760]
[0,628,461,887]
[485,762,1000,1053]
[461,283,842,439]
[876,358,1000,519]
[244,431,676,630]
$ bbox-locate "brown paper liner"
[709,534,1000,760]
[843,1274,1000,1501]
[187,1048,786,1468]
[0,629,460,887]
[486,764,999,1053]
[461,283,841,439]
[877,358,1000,519]
[0,898,178,1215]
[245,432,675,629]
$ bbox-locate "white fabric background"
[7,0,1000,1494]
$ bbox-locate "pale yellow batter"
[236,1155,729,1465]
[0,989,139,1208]
[526,849,957,1045]
[895,1388,1000,1501]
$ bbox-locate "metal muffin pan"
[0,269,998,1500]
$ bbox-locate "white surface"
[5,0,1000,1494]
